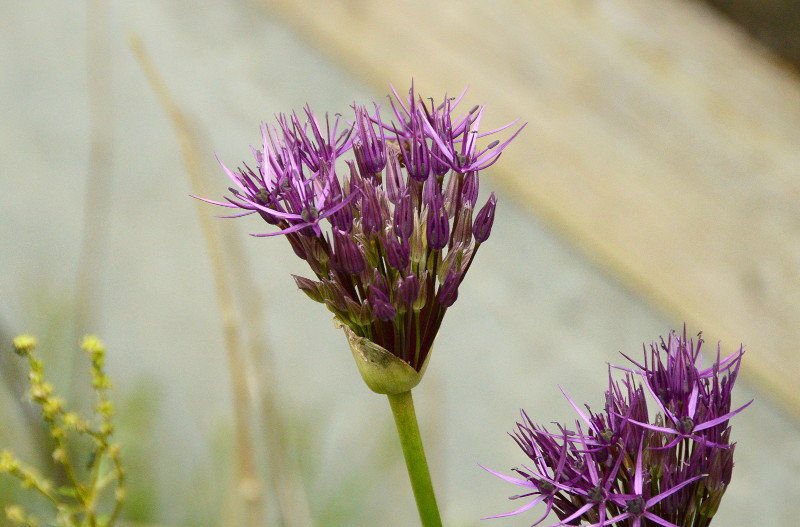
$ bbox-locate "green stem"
[387,390,443,527]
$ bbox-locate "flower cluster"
[485,329,750,527]
[203,84,522,373]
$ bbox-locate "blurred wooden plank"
[256,0,800,418]
[699,0,800,68]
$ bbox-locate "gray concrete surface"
[1,1,798,525]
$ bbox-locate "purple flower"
[201,84,523,372]
[485,328,749,527]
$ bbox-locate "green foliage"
[112,381,161,524]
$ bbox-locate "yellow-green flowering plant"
[1,335,124,527]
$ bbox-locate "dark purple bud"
[461,172,479,208]
[330,230,366,275]
[371,268,391,296]
[360,182,384,234]
[354,142,386,180]
[473,192,497,243]
[368,286,396,322]
[430,137,450,177]
[330,201,354,232]
[426,192,450,251]
[406,139,431,181]
[436,271,460,307]
[393,195,414,239]
[422,173,438,207]
[382,233,410,270]
[345,160,363,193]
[353,104,387,176]
[292,275,325,303]
[395,274,420,307]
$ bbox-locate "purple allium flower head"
[484,328,750,527]
[201,83,522,372]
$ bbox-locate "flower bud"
[430,138,451,177]
[395,274,420,307]
[360,181,384,234]
[461,171,479,207]
[473,192,497,243]
[330,230,366,275]
[353,104,387,177]
[330,201,354,232]
[393,195,414,239]
[304,235,330,276]
[436,271,460,307]
[409,213,426,264]
[406,138,431,182]
[385,149,406,204]
[441,183,457,223]
[293,275,325,303]
[382,233,410,270]
[413,270,429,312]
[426,193,450,251]
[438,244,465,282]
[451,207,473,247]
[368,286,396,322]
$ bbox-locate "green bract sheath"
[338,320,430,395]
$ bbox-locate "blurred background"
[1,0,799,525]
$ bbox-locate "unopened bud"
[473,192,497,243]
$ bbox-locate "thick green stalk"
[387,390,443,527]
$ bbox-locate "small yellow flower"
[62,412,80,428]
[95,400,115,417]
[51,447,67,464]
[12,335,36,355]
[81,335,105,355]
[42,397,64,417]
[0,450,19,472]
[5,505,24,523]
[29,382,54,401]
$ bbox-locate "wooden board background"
[254,0,800,418]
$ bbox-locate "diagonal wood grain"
[256,0,800,418]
